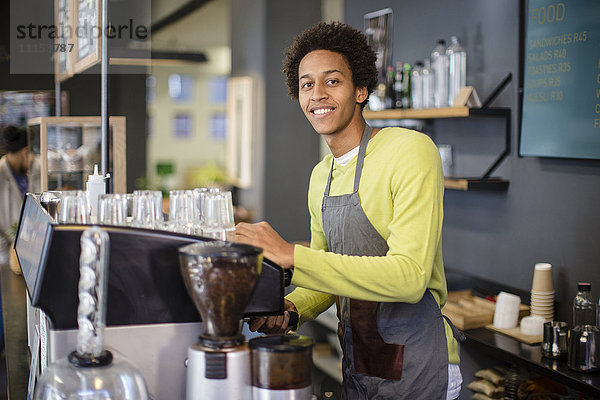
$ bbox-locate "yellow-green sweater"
[286,126,459,365]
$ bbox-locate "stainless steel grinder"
[249,334,314,400]
[179,241,263,400]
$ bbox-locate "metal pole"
[55,81,61,117]
[55,82,63,188]
[101,0,109,180]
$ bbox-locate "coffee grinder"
[179,241,263,399]
[249,334,314,400]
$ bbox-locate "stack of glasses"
[45,186,236,242]
[493,291,522,329]
[530,263,555,321]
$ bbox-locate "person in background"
[235,22,463,399]
[0,125,40,266]
[0,125,31,352]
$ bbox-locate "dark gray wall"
[264,1,321,242]
[345,0,600,320]
[231,0,321,242]
[59,73,148,193]
[231,0,267,223]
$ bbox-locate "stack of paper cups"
[494,291,522,329]
[530,263,554,321]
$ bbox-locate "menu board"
[520,0,600,159]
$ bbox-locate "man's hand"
[248,300,298,334]
[235,221,295,269]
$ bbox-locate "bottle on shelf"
[393,61,404,109]
[401,62,412,109]
[394,62,412,109]
[431,39,449,108]
[447,36,467,106]
[597,295,600,327]
[367,81,386,111]
[421,59,435,109]
[573,282,595,328]
[411,61,423,109]
[385,65,396,109]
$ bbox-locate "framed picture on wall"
[364,8,393,83]
[73,0,101,74]
[55,0,75,82]
[226,77,253,189]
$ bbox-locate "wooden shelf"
[363,106,470,120]
[364,106,512,192]
[444,178,509,191]
[465,328,600,398]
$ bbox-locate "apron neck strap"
[324,123,373,196]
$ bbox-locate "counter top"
[465,327,600,397]
[0,263,29,399]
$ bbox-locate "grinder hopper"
[178,241,263,343]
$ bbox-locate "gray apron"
[321,123,449,399]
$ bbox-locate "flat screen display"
[14,194,52,298]
[520,0,600,159]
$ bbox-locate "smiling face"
[298,50,367,137]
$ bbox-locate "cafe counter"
[3,262,600,399]
[464,327,600,398]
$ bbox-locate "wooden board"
[443,292,496,330]
[485,324,543,345]
[442,291,530,330]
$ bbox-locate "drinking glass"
[131,190,164,229]
[40,191,62,220]
[98,194,128,226]
[125,193,135,224]
[58,191,91,224]
[199,190,235,241]
[219,191,236,237]
[193,187,220,226]
[167,190,201,235]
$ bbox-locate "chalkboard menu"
[520,0,600,159]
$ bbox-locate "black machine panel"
[15,194,285,330]
[13,194,53,297]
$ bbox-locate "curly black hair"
[282,22,378,108]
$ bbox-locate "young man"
[235,22,462,399]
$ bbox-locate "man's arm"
[292,135,444,303]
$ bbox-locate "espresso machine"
[34,227,148,399]
[14,193,288,399]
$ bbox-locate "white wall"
[147,0,232,190]
[146,46,231,189]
